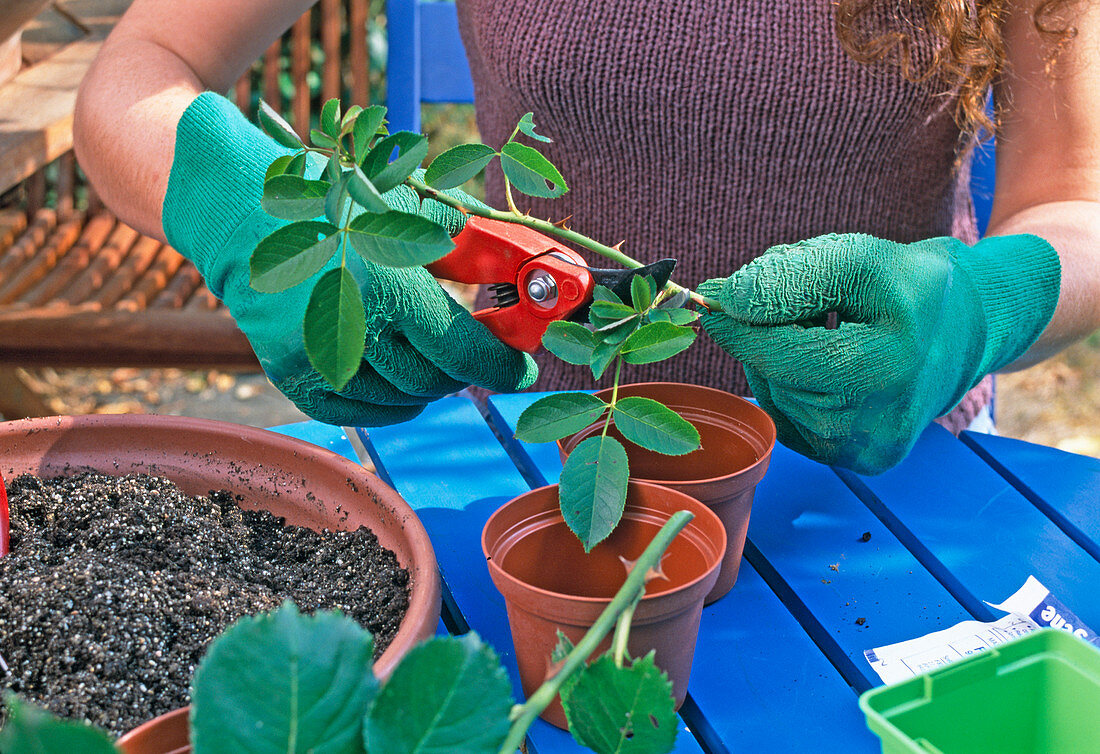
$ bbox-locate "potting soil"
[0,471,411,735]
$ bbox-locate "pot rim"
[0,413,441,680]
[481,481,726,608]
[558,381,777,486]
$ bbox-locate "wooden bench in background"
[0,0,375,418]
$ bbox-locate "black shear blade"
[588,258,677,305]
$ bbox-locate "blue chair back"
[386,0,475,134]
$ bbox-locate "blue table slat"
[267,421,360,463]
[748,441,973,692]
[962,431,1100,564]
[360,398,704,754]
[838,424,1100,629]
[488,393,880,751]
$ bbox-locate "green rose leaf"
[250,221,341,293]
[190,603,379,754]
[340,104,364,135]
[647,309,672,323]
[664,308,700,325]
[261,175,331,221]
[304,267,367,391]
[619,322,696,365]
[353,105,389,162]
[325,152,343,183]
[348,166,391,214]
[658,289,690,309]
[258,100,304,149]
[310,128,340,150]
[362,131,429,193]
[347,211,454,268]
[543,321,597,365]
[590,340,619,381]
[325,173,350,225]
[631,275,654,311]
[560,434,629,551]
[515,392,608,443]
[321,97,342,139]
[264,154,295,183]
[561,653,678,754]
[590,299,636,321]
[592,284,623,304]
[612,397,700,456]
[0,695,116,754]
[287,151,308,177]
[363,634,514,754]
[424,143,498,190]
[517,111,553,143]
[499,141,568,198]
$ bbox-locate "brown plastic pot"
[482,480,725,729]
[558,382,776,604]
[0,414,441,754]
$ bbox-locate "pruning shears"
[426,216,676,352]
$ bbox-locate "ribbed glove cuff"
[162,92,288,295]
[962,233,1061,376]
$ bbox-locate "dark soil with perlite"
[0,471,411,735]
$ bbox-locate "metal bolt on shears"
[426,216,676,352]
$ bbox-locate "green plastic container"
[859,629,1100,753]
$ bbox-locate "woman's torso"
[455,0,986,425]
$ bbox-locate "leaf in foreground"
[561,653,678,754]
[517,111,553,143]
[515,392,608,443]
[543,320,596,365]
[304,267,366,391]
[261,175,331,221]
[250,221,340,293]
[0,695,116,754]
[424,143,497,189]
[363,634,513,754]
[258,100,304,149]
[560,435,629,551]
[353,104,388,162]
[619,322,696,365]
[190,603,379,754]
[361,131,429,193]
[612,397,700,456]
[499,141,568,198]
[347,211,455,268]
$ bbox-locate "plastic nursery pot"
[859,629,1100,753]
[558,382,776,604]
[482,480,725,730]
[116,707,189,754]
[0,414,441,754]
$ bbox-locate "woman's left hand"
[697,231,1059,474]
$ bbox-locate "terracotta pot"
[558,382,776,604]
[482,481,725,729]
[116,708,189,754]
[0,414,442,754]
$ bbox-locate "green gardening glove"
[163,93,536,426]
[698,232,1060,474]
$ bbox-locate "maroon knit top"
[456,0,989,430]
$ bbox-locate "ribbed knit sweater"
[456,0,989,430]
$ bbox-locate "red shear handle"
[427,217,594,352]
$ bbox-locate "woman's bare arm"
[73,0,315,240]
[989,0,1100,368]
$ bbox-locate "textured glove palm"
[163,93,536,426]
[698,232,1060,474]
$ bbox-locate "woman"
[73,0,1100,473]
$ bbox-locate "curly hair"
[835,0,1079,141]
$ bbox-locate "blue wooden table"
[274,392,1100,753]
